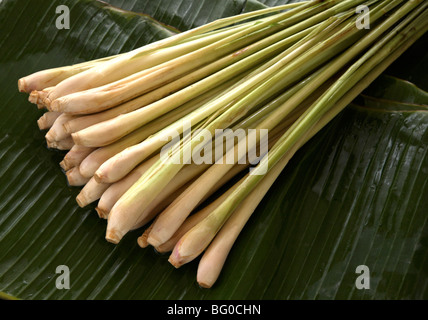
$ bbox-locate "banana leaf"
[0,0,427,300]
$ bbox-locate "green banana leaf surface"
[0,0,427,300]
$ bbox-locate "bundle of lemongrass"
[18,0,428,288]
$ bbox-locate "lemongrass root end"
[168,248,186,269]
[66,167,90,187]
[50,99,61,112]
[18,79,28,93]
[146,235,163,249]
[46,139,56,149]
[76,193,87,208]
[63,122,72,135]
[95,207,108,219]
[71,133,84,147]
[43,97,52,108]
[105,229,122,244]
[59,160,68,171]
[197,281,212,289]
[93,172,105,184]
[45,131,55,143]
[60,158,74,172]
[137,236,149,248]
[29,91,39,104]
[37,118,47,130]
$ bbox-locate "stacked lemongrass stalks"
[18,0,427,288]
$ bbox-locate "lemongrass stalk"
[101,6,351,148]
[76,178,110,208]
[97,139,248,220]
[56,0,346,112]
[63,67,246,136]
[71,7,343,148]
[50,5,326,114]
[131,182,197,232]
[139,162,250,250]
[103,163,211,237]
[146,110,297,248]
[269,2,427,178]
[153,181,241,253]
[137,224,155,249]
[196,144,299,287]
[91,93,244,183]
[29,88,54,110]
[45,28,246,107]
[172,0,310,42]
[70,22,316,147]
[195,117,330,280]
[131,179,197,231]
[139,127,274,248]
[196,21,428,286]
[170,0,412,258]
[77,90,216,178]
[71,2,309,88]
[157,126,297,253]
[168,66,349,267]
[17,55,118,93]
[78,129,156,179]
[58,0,354,117]
[185,0,408,162]
[28,91,39,105]
[47,137,74,151]
[145,165,248,250]
[236,0,414,141]
[140,163,249,250]
[96,156,160,219]
[37,87,55,108]
[126,162,211,224]
[49,24,264,114]
[66,167,90,187]
[104,21,360,242]
[146,115,293,248]
[47,10,292,109]
[225,39,347,131]
[110,11,348,188]
[105,0,399,244]
[106,159,209,244]
[230,67,336,134]
[181,18,273,43]
[44,2,313,104]
[91,20,340,183]
[169,6,428,267]
[37,112,62,130]
[45,113,77,142]
[61,145,96,171]
[91,99,243,184]
[213,0,392,133]
[72,69,247,149]
[104,119,208,202]
[92,102,238,183]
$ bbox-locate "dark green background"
[0,0,427,299]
